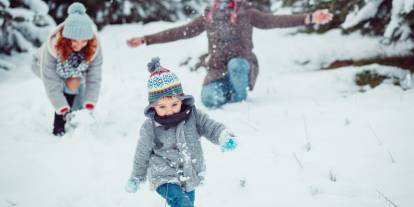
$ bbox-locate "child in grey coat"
[125,58,237,207]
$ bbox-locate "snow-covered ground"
[1,21,413,207]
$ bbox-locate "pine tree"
[44,0,208,29]
[279,0,414,44]
[0,0,55,70]
[342,0,414,43]
[280,0,414,71]
[250,0,273,12]
[44,0,274,30]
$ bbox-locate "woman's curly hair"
[55,26,97,63]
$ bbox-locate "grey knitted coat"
[130,96,227,192]
[31,24,103,112]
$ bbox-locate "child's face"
[154,96,182,117]
[66,77,81,91]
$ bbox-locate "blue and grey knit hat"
[147,57,184,103]
[62,2,94,40]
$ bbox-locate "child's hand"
[221,137,237,152]
[219,130,238,152]
[312,9,333,25]
[125,177,139,193]
[127,37,145,48]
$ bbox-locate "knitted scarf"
[56,52,89,79]
[154,104,192,127]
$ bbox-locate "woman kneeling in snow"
[31,2,103,136]
[127,0,333,108]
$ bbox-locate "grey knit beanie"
[62,2,94,40]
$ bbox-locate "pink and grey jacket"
[144,1,309,90]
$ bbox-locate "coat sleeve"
[144,16,206,45]
[84,44,103,105]
[195,109,226,145]
[249,8,308,29]
[40,47,68,111]
[131,120,155,182]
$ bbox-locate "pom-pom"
[147,57,161,73]
[68,2,87,15]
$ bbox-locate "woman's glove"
[57,105,70,115]
[83,102,95,110]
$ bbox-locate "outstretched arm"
[195,109,238,151]
[249,8,309,29]
[127,16,206,47]
[195,109,226,145]
[83,44,103,109]
[40,49,69,114]
[249,8,332,29]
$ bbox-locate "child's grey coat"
[131,96,226,192]
[31,24,103,111]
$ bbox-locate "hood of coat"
[207,0,249,12]
[144,95,195,118]
[45,23,100,60]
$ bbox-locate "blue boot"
[227,58,250,102]
[201,80,230,108]
[156,184,195,207]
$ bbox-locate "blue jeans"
[201,58,250,108]
[156,184,195,207]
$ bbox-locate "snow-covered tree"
[250,0,273,12]
[279,0,360,33]
[342,0,414,43]
[277,0,413,72]
[0,0,55,70]
[45,0,275,29]
[45,0,208,29]
[279,0,414,44]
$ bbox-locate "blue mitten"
[125,177,139,193]
[219,130,238,152]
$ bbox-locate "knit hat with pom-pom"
[62,2,94,40]
[147,57,184,103]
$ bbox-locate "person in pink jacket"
[128,0,332,108]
